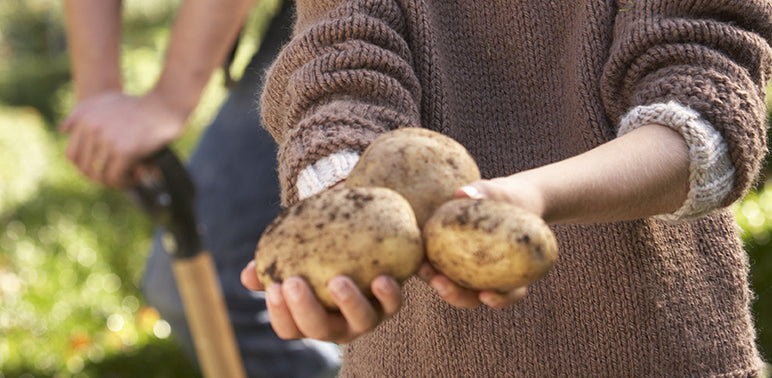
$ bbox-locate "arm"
[63,0,122,100]
[60,0,254,188]
[246,0,772,342]
[463,124,689,225]
[601,0,772,207]
[153,0,255,118]
[416,123,689,308]
[261,0,422,206]
[424,0,772,308]
[241,122,690,338]
[242,0,420,343]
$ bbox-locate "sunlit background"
[0,0,279,376]
[0,0,770,376]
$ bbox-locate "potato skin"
[424,199,558,291]
[254,187,424,310]
[346,128,481,227]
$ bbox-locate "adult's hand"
[59,89,187,188]
[241,260,402,344]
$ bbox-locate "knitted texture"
[260,0,772,376]
[601,0,772,206]
[296,149,359,199]
[619,101,735,222]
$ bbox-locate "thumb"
[455,180,493,200]
[241,260,265,291]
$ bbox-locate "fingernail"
[374,277,394,295]
[417,265,434,281]
[267,284,283,306]
[432,281,449,296]
[284,279,301,301]
[460,185,485,199]
[480,292,501,308]
[330,278,351,300]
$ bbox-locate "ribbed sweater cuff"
[618,101,735,222]
[296,150,361,200]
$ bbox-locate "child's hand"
[415,175,545,308]
[417,262,528,308]
[241,261,402,344]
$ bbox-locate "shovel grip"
[172,251,247,378]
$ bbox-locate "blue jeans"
[142,3,340,376]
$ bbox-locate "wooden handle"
[172,252,246,378]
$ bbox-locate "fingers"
[61,103,108,183]
[82,138,104,180]
[265,282,303,340]
[418,262,528,309]
[103,153,135,188]
[429,275,482,309]
[240,260,263,291]
[261,275,401,344]
[59,111,77,133]
[65,123,86,170]
[371,275,401,315]
[58,92,173,189]
[329,277,379,336]
[284,277,347,341]
[418,262,481,308]
[59,100,87,133]
[479,287,528,308]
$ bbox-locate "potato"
[424,198,558,291]
[254,187,424,310]
[346,128,481,227]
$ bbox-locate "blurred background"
[0,0,280,376]
[0,0,770,376]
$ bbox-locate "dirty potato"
[424,198,558,291]
[254,187,424,310]
[346,128,481,227]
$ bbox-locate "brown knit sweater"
[260,0,772,376]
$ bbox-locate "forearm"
[507,124,690,225]
[64,0,123,100]
[153,0,255,117]
[601,0,772,207]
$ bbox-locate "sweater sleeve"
[260,0,421,206]
[601,0,772,207]
[618,101,735,222]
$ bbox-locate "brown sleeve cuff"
[260,1,421,206]
[602,5,772,204]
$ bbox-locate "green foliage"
[734,186,772,362]
[0,2,69,124]
[0,0,286,375]
[0,106,198,376]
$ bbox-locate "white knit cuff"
[296,150,361,200]
[618,101,735,222]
